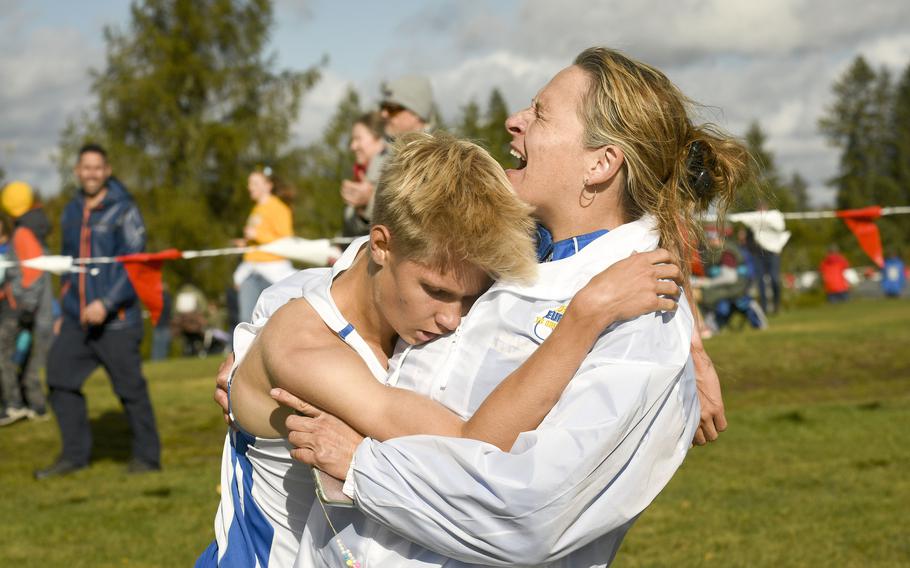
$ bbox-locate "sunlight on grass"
[1,300,908,566]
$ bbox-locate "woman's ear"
[586,145,625,186]
[369,225,393,267]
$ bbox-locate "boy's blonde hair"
[373,132,537,282]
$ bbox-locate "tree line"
[0,0,903,299]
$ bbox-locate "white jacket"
[292,216,699,567]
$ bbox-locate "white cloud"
[6,0,910,210]
[293,69,354,144]
[273,0,315,23]
[0,13,99,193]
[429,50,563,119]
[392,0,910,207]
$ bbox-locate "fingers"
[692,427,707,446]
[700,413,719,442]
[216,369,230,390]
[638,248,673,265]
[657,296,678,312]
[270,388,322,417]
[214,386,229,410]
[654,263,683,285]
[656,280,681,298]
[287,425,316,446]
[714,412,728,433]
[290,447,316,465]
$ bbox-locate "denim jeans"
[238,272,273,325]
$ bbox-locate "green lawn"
[1,299,908,567]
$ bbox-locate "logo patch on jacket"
[532,304,567,342]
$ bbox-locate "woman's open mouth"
[510,148,527,170]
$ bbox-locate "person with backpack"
[0,181,54,426]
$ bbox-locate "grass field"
[1,299,908,567]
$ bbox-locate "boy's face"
[374,245,491,345]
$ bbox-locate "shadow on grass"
[774,410,807,423]
[89,410,132,463]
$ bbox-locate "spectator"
[695,227,767,333]
[736,226,758,296]
[0,216,10,256]
[35,143,162,479]
[232,167,296,324]
[172,283,208,357]
[820,244,851,303]
[202,300,231,356]
[0,181,54,426]
[745,228,782,314]
[881,249,906,298]
[149,289,172,361]
[341,77,435,236]
[379,75,435,137]
[342,112,387,237]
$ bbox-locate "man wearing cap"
[34,143,161,480]
[0,181,54,426]
[341,75,435,236]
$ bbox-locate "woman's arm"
[263,249,680,451]
[460,248,680,449]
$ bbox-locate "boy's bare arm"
[259,304,466,441]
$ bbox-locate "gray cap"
[381,75,434,122]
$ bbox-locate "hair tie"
[686,141,713,198]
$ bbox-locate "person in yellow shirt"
[233,167,296,324]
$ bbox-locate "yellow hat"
[1,180,34,218]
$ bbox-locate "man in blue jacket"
[35,143,161,480]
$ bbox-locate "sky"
[2,0,910,207]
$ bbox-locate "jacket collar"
[490,215,660,300]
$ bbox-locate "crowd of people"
[692,225,907,335]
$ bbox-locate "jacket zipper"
[78,205,92,320]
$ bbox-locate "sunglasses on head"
[380,102,407,117]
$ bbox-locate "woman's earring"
[580,178,596,207]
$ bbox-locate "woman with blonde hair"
[219,47,750,566]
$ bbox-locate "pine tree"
[451,88,512,168]
[787,173,810,212]
[483,88,512,167]
[735,121,795,212]
[289,86,362,240]
[457,100,483,141]
[892,63,910,206]
[819,56,880,210]
[820,55,910,258]
[55,0,319,296]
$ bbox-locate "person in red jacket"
[820,244,851,303]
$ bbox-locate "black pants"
[47,322,160,466]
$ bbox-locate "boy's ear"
[586,145,625,186]
[369,225,393,266]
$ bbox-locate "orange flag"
[836,206,884,268]
[116,249,183,325]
